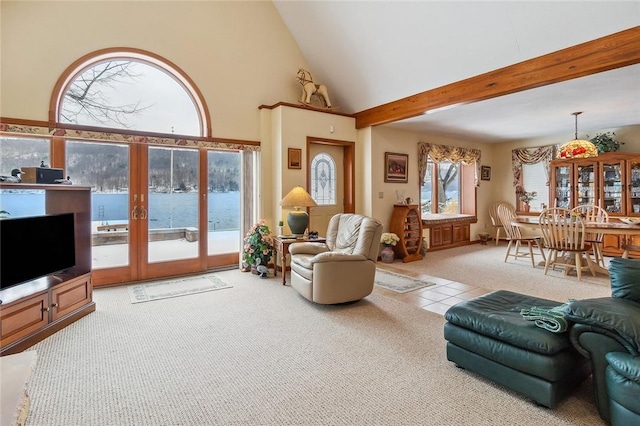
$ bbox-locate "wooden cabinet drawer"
[0,293,48,347]
[51,274,92,321]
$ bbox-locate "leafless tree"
[61,61,152,128]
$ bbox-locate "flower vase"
[523,204,531,213]
[380,245,395,263]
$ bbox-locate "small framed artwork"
[481,165,491,181]
[384,152,408,183]
[288,148,302,169]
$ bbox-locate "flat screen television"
[0,213,76,290]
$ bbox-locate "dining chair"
[489,201,515,245]
[497,204,546,267]
[621,244,640,259]
[571,205,609,268]
[538,208,596,280]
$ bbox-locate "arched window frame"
[49,47,211,138]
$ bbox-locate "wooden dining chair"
[621,244,640,259]
[538,208,596,280]
[497,204,546,267]
[571,205,608,268]
[489,201,515,245]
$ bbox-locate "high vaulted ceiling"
[274,1,640,142]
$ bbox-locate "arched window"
[311,152,336,205]
[52,48,209,136]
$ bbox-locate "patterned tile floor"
[373,263,491,316]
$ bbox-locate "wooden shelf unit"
[0,183,95,356]
[389,204,423,263]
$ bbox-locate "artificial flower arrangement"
[242,219,274,267]
[381,232,400,246]
[558,140,598,159]
[516,187,537,205]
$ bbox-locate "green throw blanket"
[520,301,573,333]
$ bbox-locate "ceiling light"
[558,112,598,159]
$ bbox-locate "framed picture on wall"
[481,165,491,181]
[288,148,302,169]
[384,152,408,183]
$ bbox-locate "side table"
[273,236,326,285]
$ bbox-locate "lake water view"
[0,191,240,231]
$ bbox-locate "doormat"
[374,270,436,294]
[128,275,232,304]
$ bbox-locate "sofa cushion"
[609,257,640,303]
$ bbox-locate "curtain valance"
[0,121,260,152]
[418,142,482,186]
[511,146,554,187]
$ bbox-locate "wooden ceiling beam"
[355,26,640,129]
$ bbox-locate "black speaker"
[21,167,64,184]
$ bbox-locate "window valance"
[418,142,482,186]
[511,146,554,187]
[0,121,260,152]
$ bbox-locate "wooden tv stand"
[0,183,94,356]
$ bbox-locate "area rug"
[127,274,232,304]
[374,269,435,293]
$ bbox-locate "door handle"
[140,206,147,220]
[131,206,138,220]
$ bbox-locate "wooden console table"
[273,236,326,285]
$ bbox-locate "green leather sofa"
[563,257,640,424]
[605,352,640,425]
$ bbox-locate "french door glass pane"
[148,147,199,263]
[207,150,240,256]
[66,141,130,269]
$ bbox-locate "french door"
[67,141,241,286]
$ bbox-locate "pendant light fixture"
[558,112,598,159]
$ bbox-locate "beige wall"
[0,1,306,142]
[368,126,497,239]
[2,1,638,242]
[262,105,357,233]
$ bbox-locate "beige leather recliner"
[288,213,384,304]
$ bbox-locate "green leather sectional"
[445,257,640,425]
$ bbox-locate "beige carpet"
[24,255,607,425]
[374,269,436,293]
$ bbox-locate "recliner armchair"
[288,213,383,304]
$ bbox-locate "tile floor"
[373,263,491,316]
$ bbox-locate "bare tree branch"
[61,61,153,128]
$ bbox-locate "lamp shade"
[280,186,318,236]
[280,186,318,208]
[558,112,598,159]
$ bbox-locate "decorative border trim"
[0,120,260,151]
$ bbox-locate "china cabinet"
[550,152,640,256]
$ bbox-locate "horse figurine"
[296,68,332,109]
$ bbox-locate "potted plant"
[588,132,622,153]
[516,187,537,212]
[242,219,275,274]
[380,232,400,263]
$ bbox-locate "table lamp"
[280,186,318,236]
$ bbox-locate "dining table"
[511,216,640,276]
